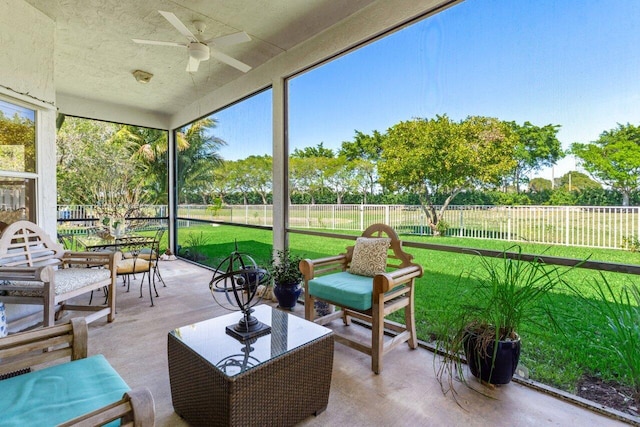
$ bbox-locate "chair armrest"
[58,387,156,427]
[373,264,423,294]
[0,265,55,282]
[300,255,348,280]
[0,318,88,375]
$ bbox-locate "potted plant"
[270,249,304,310]
[435,246,570,396]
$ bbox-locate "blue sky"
[0,100,35,121]
[214,0,640,181]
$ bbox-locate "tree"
[340,130,385,195]
[209,162,233,204]
[379,115,517,234]
[350,158,377,203]
[176,118,226,204]
[246,155,273,204]
[0,110,36,173]
[555,171,601,192]
[56,117,120,204]
[528,177,552,192]
[340,130,384,161]
[507,121,563,193]
[289,156,332,204]
[228,156,273,204]
[57,118,144,220]
[291,142,334,159]
[571,123,640,206]
[110,126,170,204]
[324,156,357,204]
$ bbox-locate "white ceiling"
[22,0,382,120]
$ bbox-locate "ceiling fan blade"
[159,10,198,43]
[186,56,201,73]
[205,31,251,48]
[132,39,186,47]
[210,50,252,72]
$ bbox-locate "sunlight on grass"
[176,223,640,394]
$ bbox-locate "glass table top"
[169,304,332,378]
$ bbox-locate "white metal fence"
[58,204,640,250]
[56,205,168,233]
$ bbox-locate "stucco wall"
[0,0,57,237]
[0,0,55,104]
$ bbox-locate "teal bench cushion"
[0,354,129,427]
[309,271,373,311]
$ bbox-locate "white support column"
[272,77,288,252]
[168,129,176,253]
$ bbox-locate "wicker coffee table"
[168,304,334,427]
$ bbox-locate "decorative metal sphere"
[209,248,269,312]
[209,243,272,340]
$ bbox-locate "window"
[175,89,273,268]
[0,98,37,225]
[56,116,169,232]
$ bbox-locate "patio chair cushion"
[0,268,111,297]
[117,258,151,274]
[348,237,391,277]
[0,354,129,427]
[123,249,156,261]
[308,271,374,311]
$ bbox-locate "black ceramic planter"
[463,331,521,385]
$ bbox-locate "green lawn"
[176,223,639,394]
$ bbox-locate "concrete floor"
[75,259,632,427]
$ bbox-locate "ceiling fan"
[133,10,252,73]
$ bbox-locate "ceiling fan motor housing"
[188,42,210,61]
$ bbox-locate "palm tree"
[176,118,226,204]
[111,126,171,204]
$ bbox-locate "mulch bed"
[576,375,639,418]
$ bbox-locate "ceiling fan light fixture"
[132,70,153,84]
[188,42,210,61]
[132,11,251,73]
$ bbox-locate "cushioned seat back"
[0,354,129,427]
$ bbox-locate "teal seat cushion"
[309,271,373,311]
[0,354,129,427]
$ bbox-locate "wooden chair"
[300,223,423,374]
[0,318,155,426]
[0,221,120,328]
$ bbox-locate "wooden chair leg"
[405,286,417,349]
[342,309,351,326]
[44,290,54,327]
[107,278,116,323]
[304,284,315,321]
[372,298,385,374]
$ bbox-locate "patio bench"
[0,317,155,426]
[0,220,120,328]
